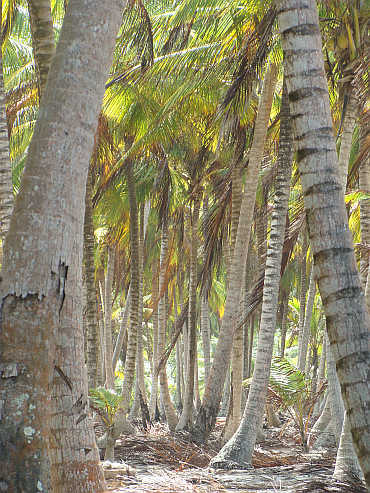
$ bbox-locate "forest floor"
[95,417,367,493]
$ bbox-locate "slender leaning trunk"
[211,82,294,468]
[277,0,370,486]
[0,1,125,489]
[104,245,116,390]
[193,62,278,443]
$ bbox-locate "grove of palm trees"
[0,0,369,492]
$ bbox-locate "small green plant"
[89,387,123,426]
[243,358,325,451]
[89,387,124,461]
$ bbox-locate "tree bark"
[193,62,278,443]
[0,0,13,248]
[84,168,99,389]
[104,245,116,390]
[176,198,200,430]
[0,0,125,488]
[277,0,370,485]
[298,269,316,372]
[210,81,293,468]
[158,219,178,430]
[27,0,55,100]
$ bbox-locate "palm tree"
[194,61,278,443]
[211,80,294,468]
[0,0,125,489]
[276,0,370,485]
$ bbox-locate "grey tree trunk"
[112,285,131,372]
[279,289,289,358]
[359,122,370,289]
[298,269,316,372]
[210,81,294,468]
[201,195,211,385]
[104,245,116,390]
[277,0,370,485]
[0,0,125,488]
[83,168,99,389]
[0,0,13,249]
[176,198,201,430]
[149,258,159,419]
[158,220,178,430]
[129,200,150,419]
[193,62,278,443]
[50,236,106,491]
[27,0,55,100]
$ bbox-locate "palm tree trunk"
[210,81,294,468]
[338,94,357,193]
[0,0,13,248]
[297,234,307,355]
[104,245,116,390]
[193,62,278,443]
[129,201,150,419]
[112,285,131,371]
[0,0,124,488]
[158,219,178,430]
[176,198,200,430]
[224,133,247,442]
[359,123,370,288]
[333,411,365,483]
[50,237,106,491]
[27,0,55,100]
[83,168,99,389]
[117,161,140,422]
[149,258,159,419]
[277,0,370,484]
[298,269,316,372]
[279,289,289,358]
[201,195,211,385]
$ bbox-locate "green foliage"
[88,387,123,427]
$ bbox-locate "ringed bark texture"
[277,0,370,486]
[0,0,126,489]
[210,82,294,468]
[193,62,278,443]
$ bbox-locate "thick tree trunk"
[0,0,124,489]
[210,81,293,468]
[27,0,55,100]
[193,62,278,443]
[277,0,370,485]
[50,238,106,491]
[176,198,201,430]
